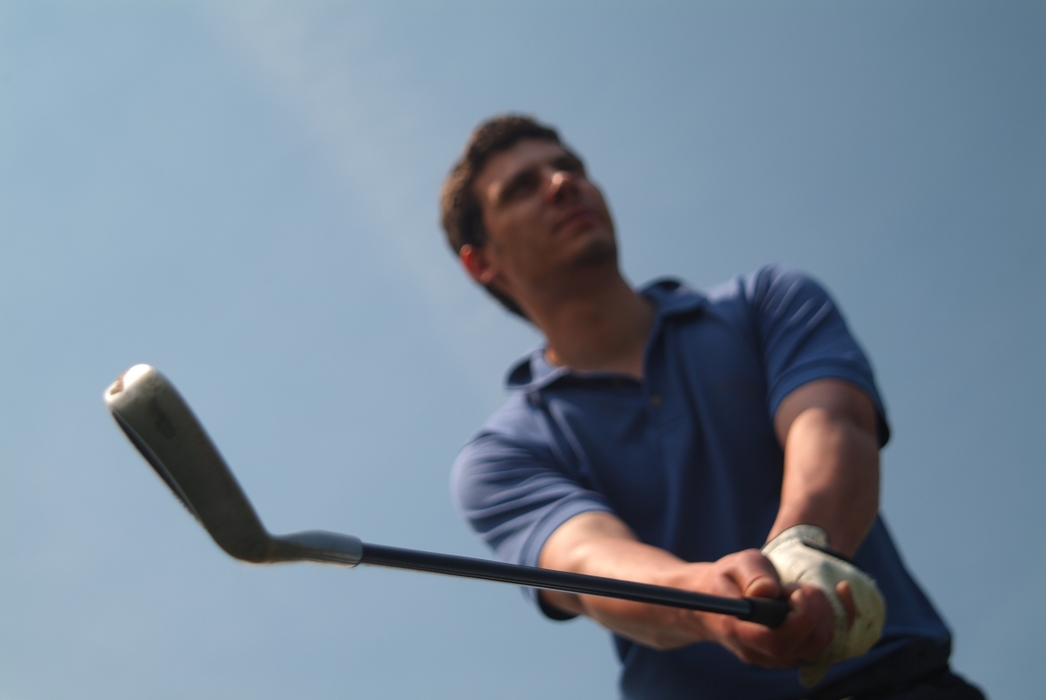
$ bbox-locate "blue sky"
[1,3,1042,699]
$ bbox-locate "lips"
[554,205,600,234]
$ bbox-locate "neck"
[523,267,654,379]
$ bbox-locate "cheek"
[591,191,613,222]
[491,214,543,253]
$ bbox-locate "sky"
[0,2,1043,699]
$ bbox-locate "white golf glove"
[761,524,885,687]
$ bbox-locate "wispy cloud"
[202,4,536,402]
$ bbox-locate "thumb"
[744,573,781,600]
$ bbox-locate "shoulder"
[451,392,556,494]
[704,265,841,334]
[640,265,834,332]
[702,264,833,307]
[642,265,830,308]
[450,389,615,566]
[459,391,548,458]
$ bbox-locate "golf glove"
[761,524,885,687]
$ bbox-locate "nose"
[546,169,580,204]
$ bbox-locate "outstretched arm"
[769,378,880,557]
[537,511,837,666]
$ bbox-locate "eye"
[499,170,540,202]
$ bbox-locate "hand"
[761,524,886,686]
[672,549,839,668]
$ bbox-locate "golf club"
[104,364,790,627]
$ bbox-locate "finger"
[835,580,856,629]
[729,587,832,667]
[787,587,836,658]
[731,550,782,600]
[744,577,779,600]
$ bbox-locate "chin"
[572,236,618,268]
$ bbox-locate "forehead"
[472,139,569,203]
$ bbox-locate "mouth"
[554,205,600,234]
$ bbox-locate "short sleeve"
[450,405,615,619]
[744,265,890,445]
[451,429,613,567]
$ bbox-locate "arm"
[768,378,880,557]
[760,378,885,685]
[538,511,837,666]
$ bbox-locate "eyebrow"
[553,152,584,172]
[492,152,586,206]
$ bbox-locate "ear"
[460,244,499,285]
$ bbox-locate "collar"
[505,278,707,392]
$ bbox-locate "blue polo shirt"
[451,266,949,699]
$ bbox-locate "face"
[465,139,617,302]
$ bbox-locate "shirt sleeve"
[450,401,615,618]
[744,265,891,445]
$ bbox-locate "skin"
[460,138,878,668]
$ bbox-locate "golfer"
[441,115,984,700]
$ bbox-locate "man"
[440,115,983,699]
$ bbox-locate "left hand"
[762,524,886,686]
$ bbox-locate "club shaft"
[105,366,788,629]
[360,543,788,627]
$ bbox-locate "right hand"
[675,549,840,668]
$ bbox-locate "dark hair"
[440,114,569,319]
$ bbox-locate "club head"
[105,365,361,567]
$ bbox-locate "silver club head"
[105,365,361,566]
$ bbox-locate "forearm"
[538,512,713,649]
[770,380,881,556]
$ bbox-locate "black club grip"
[740,597,790,628]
